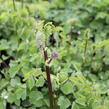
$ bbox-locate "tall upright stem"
[13,0,16,11]
[84,38,88,58]
[21,0,24,8]
[89,45,95,72]
[82,37,88,66]
[43,49,54,109]
[82,29,89,66]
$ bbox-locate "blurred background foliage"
[1,0,109,109]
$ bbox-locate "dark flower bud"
[49,33,56,46]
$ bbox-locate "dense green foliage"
[1,0,109,109]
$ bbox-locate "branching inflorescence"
[36,21,58,109]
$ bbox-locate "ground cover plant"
[1,0,109,109]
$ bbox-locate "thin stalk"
[12,0,16,11]
[84,38,88,58]
[82,29,90,66]
[100,47,105,72]
[89,50,94,72]
[82,37,88,66]
[21,0,24,8]
[43,49,54,109]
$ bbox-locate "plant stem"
[21,0,24,8]
[84,38,88,58]
[12,0,16,11]
[82,37,88,66]
[43,49,54,109]
[89,44,96,72]
[82,29,89,66]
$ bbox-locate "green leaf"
[60,81,73,95]
[0,79,8,90]
[36,76,45,87]
[0,100,6,109]
[94,106,108,109]
[7,92,20,106]
[29,91,43,101]
[76,96,86,106]
[95,40,109,49]
[7,93,16,103]
[9,61,20,78]
[0,40,9,50]
[27,76,35,90]
[9,66,20,78]
[71,102,79,109]
[16,88,26,100]
[58,96,71,109]
[29,91,43,107]
[24,68,43,81]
